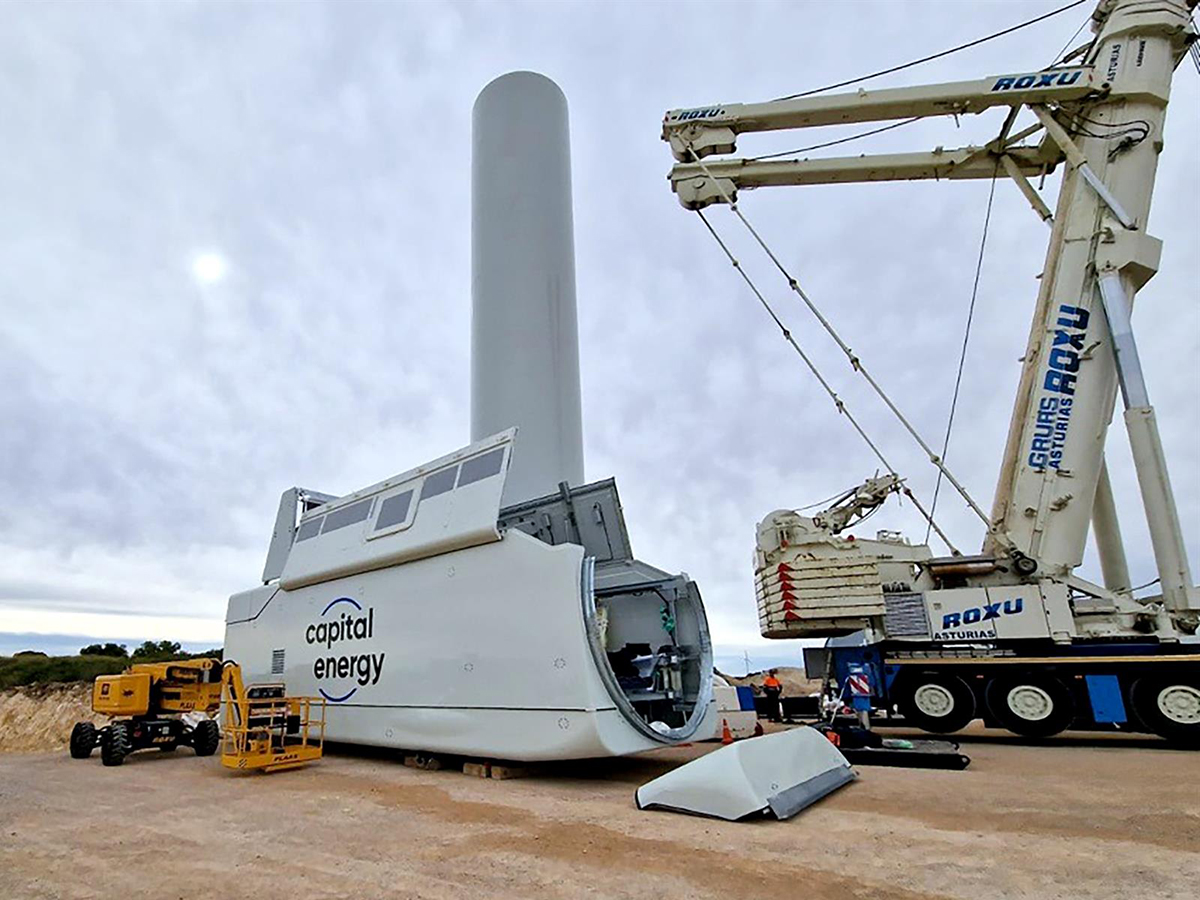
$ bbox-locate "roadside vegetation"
[0,642,223,690]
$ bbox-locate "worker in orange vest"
[762,669,783,723]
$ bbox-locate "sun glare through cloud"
[191,252,227,283]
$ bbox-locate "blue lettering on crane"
[941,597,1023,631]
[1027,304,1089,470]
[991,69,1084,92]
[670,107,724,122]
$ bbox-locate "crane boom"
[662,67,1097,161]
[662,0,1198,621]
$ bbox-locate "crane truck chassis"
[662,0,1200,745]
[804,636,1199,743]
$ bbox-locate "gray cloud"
[2,0,1196,651]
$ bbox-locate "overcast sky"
[2,0,1197,668]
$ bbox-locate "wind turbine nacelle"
[225,429,715,761]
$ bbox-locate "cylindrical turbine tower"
[471,71,585,506]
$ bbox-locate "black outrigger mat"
[838,739,971,770]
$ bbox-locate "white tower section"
[471,71,585,507]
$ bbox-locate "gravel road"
[1,724,1196,900]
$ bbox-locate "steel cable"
[926,165,999,545]
[684,143,996,538]
[692,208,961,554]
[771,0,1090,102]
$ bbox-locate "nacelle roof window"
[321,498,374,534]
[420,466,458,501]
[296,518,323,542]
[294,447,508,546]
[375,490,414,531]
[457,447,505,487]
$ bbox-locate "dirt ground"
[1,725,1197,900]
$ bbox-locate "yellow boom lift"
[70,658,224,766]
[69,658,324,772]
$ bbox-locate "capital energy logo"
[305,597,385,702]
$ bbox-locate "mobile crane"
[662,0,1199,742]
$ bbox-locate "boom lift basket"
[220,664,326,773]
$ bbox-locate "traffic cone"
[721,719,734,745]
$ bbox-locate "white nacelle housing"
[225,429,714,761]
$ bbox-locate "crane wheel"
[985,674,1074,738]
[1131,676,1200,747]
[69,722,96,759]
[192,719,220,757]
[895,672,976,733]
[101,722,131,766]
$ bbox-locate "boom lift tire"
[101,721,131,767]
[69,722,96,759]
[894,672,976,733]
[1131,676,1200,746]
[985,674,1074,738]
[192,719,220,757]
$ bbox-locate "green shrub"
[0,648,224,689]
[0,655,128,690]
[132,640,181,659]
[80,643,128,658]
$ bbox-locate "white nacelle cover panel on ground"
[225,430,715,761]
[636,727,855,821]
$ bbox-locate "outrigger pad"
[635,727,855,821]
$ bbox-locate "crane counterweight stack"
[664,0,1200,743]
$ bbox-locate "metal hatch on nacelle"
[499,477,713,741]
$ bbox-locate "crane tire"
[101,722,130,766]
[895,672,976,733]
[985,674,1074,738]
[1131,676,1200,747]
[192,719,220,757]
[69,722,96,759]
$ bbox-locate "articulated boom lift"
[663,0,1199,741]
[219,660,325,773]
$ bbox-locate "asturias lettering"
[1028,304,1089,471]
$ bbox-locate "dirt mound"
[0,683,107,753]
[717,665,822,696]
